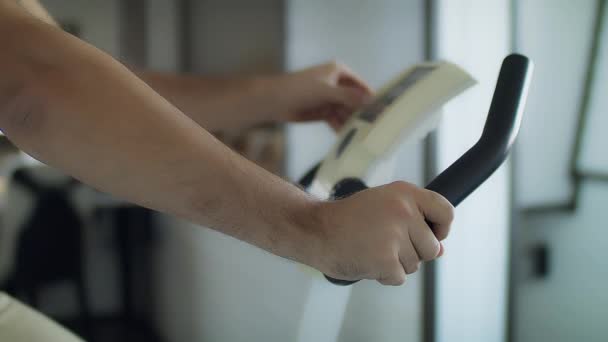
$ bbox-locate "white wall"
[516,183,608,342]
[189,0,285,74]
[146,0,179,72]
[579,0,608,174]
[514,0,596,207]
[514,1,608,341]
[433,1,512,341]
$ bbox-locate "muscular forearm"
[136,71,282,131]
[0,7,321,266]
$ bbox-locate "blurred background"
[0,0,606,341]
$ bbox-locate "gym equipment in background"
[300,54,533,285]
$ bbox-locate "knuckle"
[387,196,413,218]
[400,201,417,218]
[387,197,415,219]
[384,191,419,220]
[427,190,444,204]
[390,181,415,193]
[327,60,342,71]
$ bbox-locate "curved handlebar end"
[425,54,533,206]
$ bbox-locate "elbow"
[0,18,63,140]
[0,63,50,141]
[0,68,48,139]
[0,71,32,135]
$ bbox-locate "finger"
[415,189,454,241]
[337,105,354,121]
[328,85,371,111]
[333,63,375,96]
[408,218,441,261]
[293,105,328,123]
[399,239,421,274]
[327,105,353,128]
[377,262,406,286]
[327,115,341,131]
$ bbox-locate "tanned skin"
[0,0,453,285]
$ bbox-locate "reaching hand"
[271,62,374,130]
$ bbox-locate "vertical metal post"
[119,0,148,66]
[177,0,193,72]
[506,1,520,340]
[423,1,438,341]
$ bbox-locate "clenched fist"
[308,181,454,285]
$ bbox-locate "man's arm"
[0,1,453,285]
[135,65,373,131]
[15,0,372,132]
[133,71,284,131]
[0,2,316,261]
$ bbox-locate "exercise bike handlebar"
[425,54,532,206]
[299,54,533,286]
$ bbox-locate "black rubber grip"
[424,54,532,206]
[300,54,532,286]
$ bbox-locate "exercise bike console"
[300,54,533,285]
[307,60,476,197]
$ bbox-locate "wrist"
[280,194,328,269]
[250,74,292,123]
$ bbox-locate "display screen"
[359,66,437,123]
